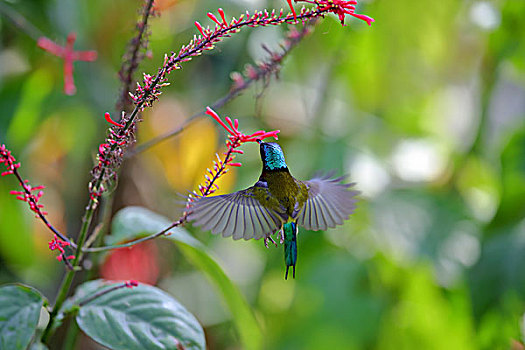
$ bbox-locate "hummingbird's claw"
[264,236,278,248]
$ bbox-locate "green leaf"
[0,284,46,350]
[74,280,205,350]
[110,206,263,350]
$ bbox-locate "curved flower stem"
[41,208,95,343]
[117,0,156,111]
[83,217,185,253]
[128,21,316,157]
[11,167,72,244]
[1,144,74,247]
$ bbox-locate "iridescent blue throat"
[260,142,288,171]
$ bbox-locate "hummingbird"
[187,141,358,279]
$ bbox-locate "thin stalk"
[41,206,95,343]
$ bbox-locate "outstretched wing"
[297,174,359,231]
[187,183,286,240]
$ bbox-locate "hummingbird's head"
[259,141,287,171]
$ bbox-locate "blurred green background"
[1,0,525,349]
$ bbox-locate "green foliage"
[1,0,525,348]
[110,206,263,350]
[0,285,46,350]
[72,280,205,350]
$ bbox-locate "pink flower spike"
[104,112,125,127]
[217,8,228,26]
[207,12,222,27]
[229,162,242,167]
[194,21,207,38]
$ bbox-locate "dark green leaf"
[0,284,45,350]
[110,206,262,350]
[74,279,205,350]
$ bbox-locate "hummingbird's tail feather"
[283,222,298,280]
[284,265,296,280]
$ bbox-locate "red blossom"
[189,108,279,199]
[1,144,72,248]
[104,112,125,128]
[56,254,76,262]
[205,107,280,144]
[286,0,297,20]
[0,144,20,176]
[1,145,48,216]
[90,112,135,202]
[37,32,97,95]
[49,234,75,262]
[311,0,374,26]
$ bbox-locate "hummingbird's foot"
[264,236,278,248]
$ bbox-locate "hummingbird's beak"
[256,139,263,144]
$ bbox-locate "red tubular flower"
[49,234,75,261]
[48,234,70,252]
[194,21,207,38]
[37,32,97,95]
[217,8,228,26]
[189,108,280,199]
[56,254,75,262]
[0,144,20,176]
[104,112,125,128]
[205,107,280,144]
[1,144,72,248]
[286,0,297,20]
[90,111,135,201]
[313,0,374,26]
[1,145,49,216]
